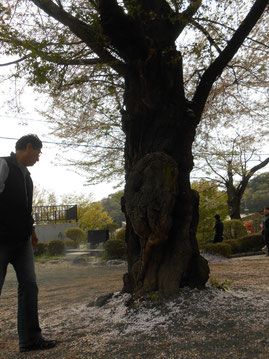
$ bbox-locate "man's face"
[22,144,42,166]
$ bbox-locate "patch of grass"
[146,293,159,301]
[209,277,233,291]
[34,254,64,263]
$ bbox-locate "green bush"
[114,227,126,242]
[200,242,232,258]
[225,233,264,254]
[223,239,242,254]
[34,242,48,256]
[65,227,87,243]
[104,238,126,260]
[223,219,247,240]
[237,233,264,252]
[47,239,65,256]
[64,239,79,249]
[201,233,264,257]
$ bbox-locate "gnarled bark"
[122,151,209,295]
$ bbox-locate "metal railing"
[32,205,77,224]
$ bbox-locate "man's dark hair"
[214,214,220,220]
[15,134,42,151]
[264,207,269,211]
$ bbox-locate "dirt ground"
[1,255,269,359]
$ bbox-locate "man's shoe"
[19,337,57,352]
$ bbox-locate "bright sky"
[0,110,120,202]
[1,100,268,203]
[0,64,267,204]
[0,55,123,203]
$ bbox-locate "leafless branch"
[193,17,269,50]
[0,55,29,66]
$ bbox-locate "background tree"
[191,180,228,243]
[0,0,268,295]
[241,172,269,214]
[78,201,117,232]
[101,190,125,227]
[33,185,57,206]
[194,127,269,220]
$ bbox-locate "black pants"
[0,239,42,347]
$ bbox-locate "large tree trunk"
[95,0,268,299]
[121,48,209,296]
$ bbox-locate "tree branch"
[191,19,222,54]
[235,156,269,196]
[193,17,269,50]
[124,0,173,16]
[248,156,269,176]
[193,0,269,116]
[42,55,107,66]
[30,0,126,75]
[174,0,202,37]
[1,36,107,66]
[227,160,234,187]
[204,157,227,184]
[99,0,148,61]
[55,0,63,9]
[0,55,29,66]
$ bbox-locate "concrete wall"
[35,223,78,243]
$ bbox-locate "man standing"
[213,214,224,243]
[262,207,269,256]
[0,134,56,352]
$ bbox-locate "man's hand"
[31,228,38,248]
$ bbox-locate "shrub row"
[198,219,247,245]
[65,227,87,243]
[225,233,264,254]
[34,239,78,257]
[200,233,264,258]
[223,219,247,240]
[104,227,126,260]
[200,242,232,258]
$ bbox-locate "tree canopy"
[0,0,268,184]
[242,171,269,214]
[193,123,269,219]
[78,201,117,231]
[101,190,125,226]
[192,179,228,243]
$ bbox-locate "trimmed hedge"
[225,233,264,254]
[47,239,65,256]
[223,219,247,240]
[114,227,126,242]
[223,239,241,254]
[201,233,264,257]
[65,227,87,243]
[64,239,79,249]
[104,238,126,260]
[200,242,232,258]
[34,242,48,256]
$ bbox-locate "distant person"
[262,207,269,256]
[0,134,56,352]
[213,214,224,243]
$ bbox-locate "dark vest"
[0,155,34,242]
